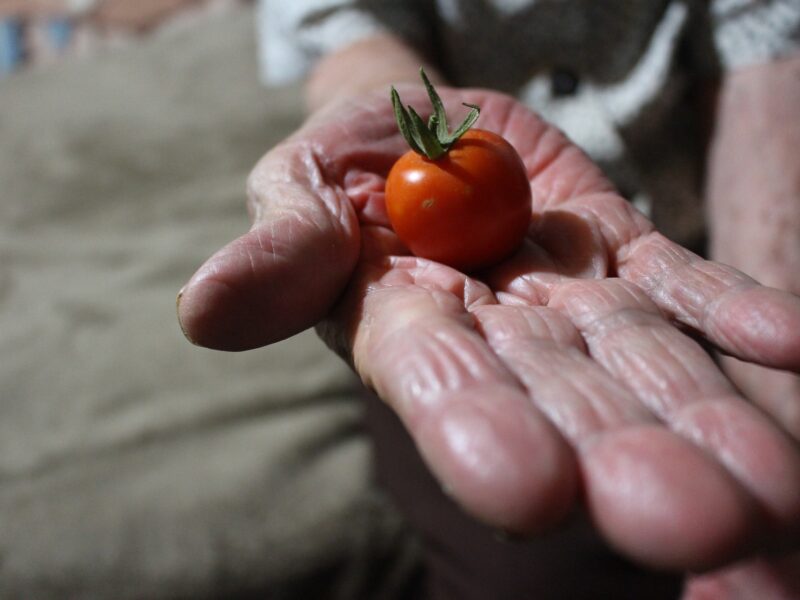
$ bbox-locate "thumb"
[177,143,361,351]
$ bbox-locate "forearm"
[705,54,800,293]
[305,33,445,113]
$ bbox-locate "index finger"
[500,105,800,372]
[320,256,579,532]
[618,232,800,371]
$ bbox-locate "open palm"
[178,86,800,573]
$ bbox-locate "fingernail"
[176,287,198,346]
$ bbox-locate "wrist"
[305,33,444,113]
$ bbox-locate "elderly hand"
[178,85,800,571]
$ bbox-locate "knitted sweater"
[257,0,800,245]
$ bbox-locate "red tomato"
[385,128,532,271]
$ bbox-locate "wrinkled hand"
[177,86,800,571]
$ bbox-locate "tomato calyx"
[391,68,480,160]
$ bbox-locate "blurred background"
[0,1,419,598]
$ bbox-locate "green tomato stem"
[391,67,480,160]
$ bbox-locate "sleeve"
[256,0,432,86]
[710,0,800,70]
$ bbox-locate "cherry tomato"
[385,128,531,271]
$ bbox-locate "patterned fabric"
[256,0,800,245]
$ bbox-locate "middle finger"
[473,299,757,569]
[548,278,800,528]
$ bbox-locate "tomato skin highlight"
[385,129,532,271]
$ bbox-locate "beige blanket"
[0,7,417,598]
